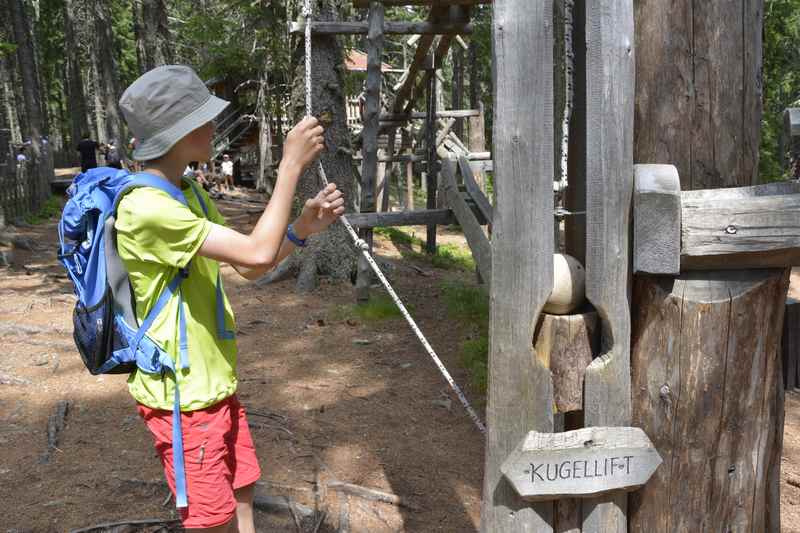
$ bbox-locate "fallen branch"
[788,476,800,489]
[40,400,70,464]
[253,494,314,519]
[248,420,295,438]
[328,480,421,511]
[68,518,182,533]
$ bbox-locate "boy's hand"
[294,183,345,238]
[282,116,325,174]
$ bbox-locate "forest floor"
[2,189,800,532]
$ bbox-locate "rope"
[302,1,485,434]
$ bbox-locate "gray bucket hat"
[119,65,229,161]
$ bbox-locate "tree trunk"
[632,2,776,531]
[92,0,124,153]
[256,75,274,194]
[63,0,89,153]
[7,0,48,210]
[633,0,762,190]
[630,270,787,533]
[289,1,357,292]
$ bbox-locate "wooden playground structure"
[304,0,795,531]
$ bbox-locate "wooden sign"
[500,426,662,502]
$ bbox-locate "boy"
[221,153,234,191]
[116,64,344,532]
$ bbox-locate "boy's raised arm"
[197,117,344,276]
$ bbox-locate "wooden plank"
[501,427,662,502]
[458,155,492,223]
[582,0,634,531]
[633,164,681,275]
[356,1,385,302]
[482,0,555,530]
[681,193,800,270]
[441,159,490,281]
[401,34,455,116]
[381,109,480,122]
[289,20,473,35]
[345,208,457,228]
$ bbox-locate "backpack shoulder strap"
[112,173,189,211]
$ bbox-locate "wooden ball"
[543,254,586,315]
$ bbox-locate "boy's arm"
[197,117,340,272]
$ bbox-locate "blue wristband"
[287,224,307,247]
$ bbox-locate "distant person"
[16,147,27,165]
[76,133,99,172]
[221,153,234,191]
[104,140,123,169]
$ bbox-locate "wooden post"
[630,270,788,532]
[783,298,800,391]
[581,0,634,531]
[424,55,438,255]
[482,1,555,531]
[356,1,384,302]
[452,45,465,140]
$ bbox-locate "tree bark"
[92,0,125,153]
[7,0,48,210]
[63,0,89,152]
[290,1,357,292]
[630,270,787,533]
[633,0,763,190]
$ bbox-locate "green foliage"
[332,293,405,322]
[441,281,489,392]
[760,0,800,181]
[374,226,475,271]
[24,195,63,225]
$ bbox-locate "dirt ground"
[2,191,800,532]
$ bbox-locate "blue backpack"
[57,167,232,508]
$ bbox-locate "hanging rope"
[301,1,485,434]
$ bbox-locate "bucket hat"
[119,65,229,161]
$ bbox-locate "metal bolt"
[725,225,738,235]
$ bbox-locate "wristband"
[286,224,307,247]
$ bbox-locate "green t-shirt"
[115,179,238,411]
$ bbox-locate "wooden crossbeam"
[345,208,456,228]
[457,156,492,223]
[380,109,480,122]
[289,20,472,35]
[402,35,454,115]
[442,159,491,281]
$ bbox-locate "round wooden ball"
[543,253,586,315]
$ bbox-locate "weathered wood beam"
[289,20,472,35]
[345,208,457,228]
[356,1,385,302]
[581,0,634,530]
[633,178,800,273]
[482,0,555,530]
[442,159,491,281]
[402,35,454,115]
[633,164,681,275]
[380,109,480,122]
[458,156,492,223]
[354,0,490,6]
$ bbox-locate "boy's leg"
[232,483,256,533]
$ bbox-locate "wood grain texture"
[681,192,800,269]
[482,0,555,530]
[442,159,491,283]
[633,0,762,190]
[630,270,788,532]
[633,164,681,275]
[783,298,800,390]
[345,208,456,228]
[533,312,598,413]
[582,0,634,530]
[289,20,473,35]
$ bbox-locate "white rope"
[302,1,485,433]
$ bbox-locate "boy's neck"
[141,159,185,189]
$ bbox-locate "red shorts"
[137,395,262,529]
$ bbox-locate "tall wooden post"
[581,1,634,532]
[424,56,438,255]
[630,1,779,531]
[356,1,384,301]
[482,1,555,531]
